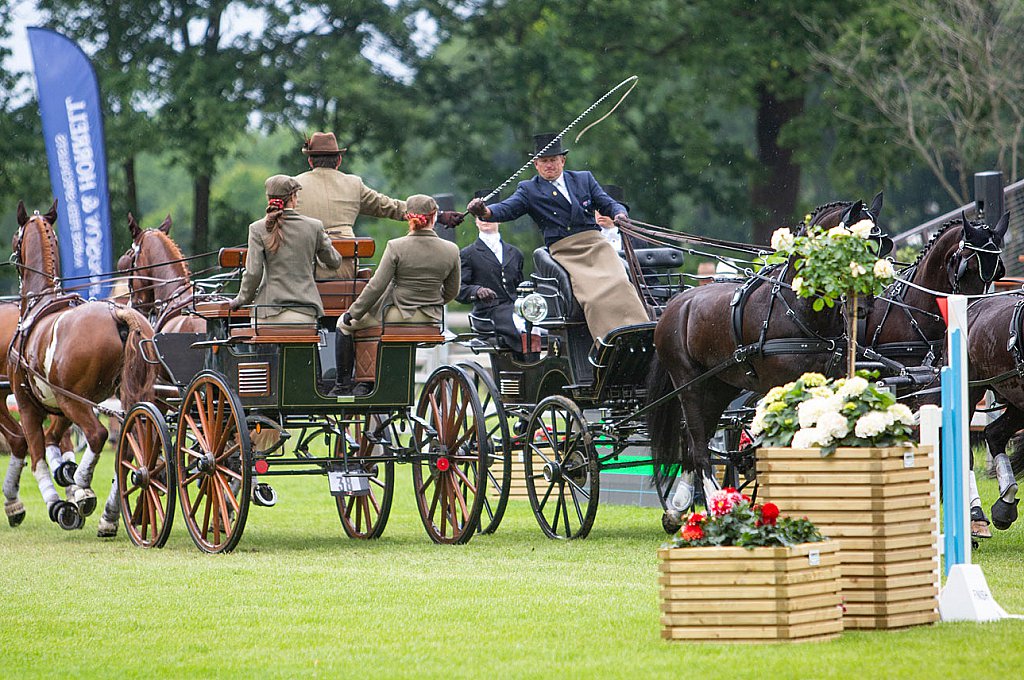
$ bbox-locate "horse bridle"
[948,228,1004,293]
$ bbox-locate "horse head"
[120,213,184,317]
[13,199,61,301]
[946,210,1008,294]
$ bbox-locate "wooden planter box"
[658,541,842,643]
[757,446,939,630]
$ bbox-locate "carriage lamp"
[515,293,549,323]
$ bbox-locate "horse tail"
[646,354,689,481]
[115,307,156,407]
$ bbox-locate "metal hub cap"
[543,460,561,483]
[197,452,217,475]
[130,467,150,488]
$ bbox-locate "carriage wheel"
[333,414,395,540]
[524,395,600,540]
[174,371,252,554]
[411,366,489,544]
[458,362,511,535]
[116,403,175,548]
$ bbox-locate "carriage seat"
[630,247,684,302]
[532,247,585,322]
[318,268,372,316]
[229,322,320,344]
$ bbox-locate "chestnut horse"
[647,197,883,529]
[118,213,205,333]
[7,201,156,532]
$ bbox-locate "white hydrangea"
[828,225,850,239]
[750,409,767,436]
[837,376,869,398]
[810,386,835,399]
[771,227,795,251]
[874,259,894,279]
[765,386,787,402]
[849,261,867,277]
[797,395,844,428]
[854,410,895,438]
[792,276,804,294]
[818,411,850,441]
[792,427,829,449]
[888,403,916,426]
[849,219,874,239]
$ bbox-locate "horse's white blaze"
[32,318,62,409]
[73,446,98,489]
[3,455,25,501]
[32,459,59,506]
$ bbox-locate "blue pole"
[941,366,956,574]
[941,331,968,574]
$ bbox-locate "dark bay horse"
[7,202,156,532]
[118,213,205,333]
[647,197,883,528]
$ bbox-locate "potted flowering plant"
[750,371,915,456]
[770,219,894,377]
[659,488,842,643]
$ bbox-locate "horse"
[646,196,883,530]
[6,201,156,533]
[118,213,206,334]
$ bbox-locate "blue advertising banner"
[27,27,112,299]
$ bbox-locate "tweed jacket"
[486,170,627,246]
[349,229,461,322]
[235,210,342,318]
[295,167,407,238]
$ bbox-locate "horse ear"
[840,200,862,226]
[994,211,1010,241]
[158,214,172,234]
[961,210,980,240]
[44,200,58,227]
[128,212,141,240]
[869,192,883,219]
[16,201,28,227]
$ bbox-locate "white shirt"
[551,174,572,203]
[479,232,503,264]
[601,226,622,252]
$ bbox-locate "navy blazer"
[487,170,627,246]
[456,238,525,308]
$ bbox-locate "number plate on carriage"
[328,470,370,497]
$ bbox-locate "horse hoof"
[252,483,277,507]
[96,517,118,538]
[662,512,683,535]
[5,500,26,528]
[8,511,25,528]
[991,497,1019,531]
[75,488,98,517]
[50,501,84,531]
[54,461,78,488]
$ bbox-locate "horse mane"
[805,200,852,228]
[908,217,966,269]
[148,229,190,280]
[24,214,60,287]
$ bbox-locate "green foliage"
[668,491,824,549]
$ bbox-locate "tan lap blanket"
[549,230,649,340]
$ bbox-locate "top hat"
[265,174,302,198]
[530,132,569,158]
[433,193,455,212]
[302,131,346,156]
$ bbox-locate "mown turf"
[1,453,1022,679]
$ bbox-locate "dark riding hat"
[530,132,569,158]
[302,131,346,156]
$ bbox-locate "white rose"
[874,259,895,279]
[849,219,874,239]
[771,227,795,251]
[792,276,804,294]
[818,411,851,441]
[792,427,827,449]
[837,376,869,398]
[888,403,916,426]
[828,225,850,239]
[849,261,867,277]
[854,410,895,438]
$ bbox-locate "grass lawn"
[1,452,1023,679]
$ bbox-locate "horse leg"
[41,416,80,502]
[58,400,109,519]
[16,397,82,530]
[683,379,740,511]
[96,477,120,538]
[984,406,1022,530]
[3,453,27,527]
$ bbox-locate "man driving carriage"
[466,133,649,343]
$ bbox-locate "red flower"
[686,511,705,526]
[760,502,780,526]
[681,523,704,541]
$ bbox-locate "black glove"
[341,311,353,326]
[613,213,630,227]
[476,287,497,301]
[228,298,243,311]
[467,198,490,218]
[437,211,465,228]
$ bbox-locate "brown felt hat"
[265,174,302,198]
[406,194,438,215]
[302,131,345,156]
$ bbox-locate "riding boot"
[329,333,356,396]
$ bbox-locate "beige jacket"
[349,229,461,322]
[235,210,343,318]
[295,167,407,239]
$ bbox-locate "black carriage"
[114,239,493,553]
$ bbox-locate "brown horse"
[646,197,883,529]
[7,201,156,532]
[118,213,205,333]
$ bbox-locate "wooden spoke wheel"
[174,371,252,554]
[412,366,489,544]
[458,362,511,535]
[116,402,175,548]
[333,414,395,540]
[523,395,600,540]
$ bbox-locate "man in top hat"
[457,190,525,355]
[295,131,463,278]
[467,133,649,343]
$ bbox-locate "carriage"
[114,238,495,553]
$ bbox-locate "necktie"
[554,177,571,203]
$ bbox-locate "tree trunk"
[124,156,138,218]
[846,293,858,378]
[751,86,804,245]
[193,174,211,254]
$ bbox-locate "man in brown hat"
[296,132,463,278]
[467,133,648,344]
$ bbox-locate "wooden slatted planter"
[658,541,842,643]
[757,446,939,630]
